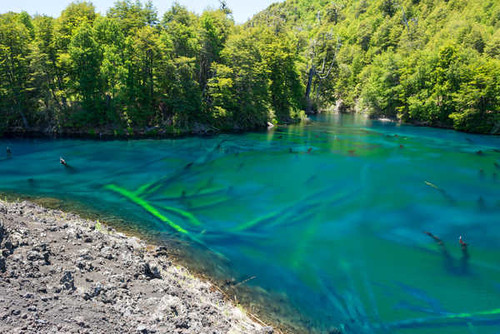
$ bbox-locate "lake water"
[1,114,500,333]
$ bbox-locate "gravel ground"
[0,199,274,334]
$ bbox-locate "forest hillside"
[251,0,500,133]
[0,0,499,135]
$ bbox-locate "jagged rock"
[26,251,44,262]
[73,316,87,328]
[76,260,94,272]
[136,324,155,333]
[0,199,273,333]
[334,98,350,113]
[258,326,275,334]
[144,263,162,280]
[60,271,75,291]
[153,246,168,258]
[83,283,103,300]
[100,246,114,260]
[134,261,162,280]
[78,249,93,261]
[0,220,5,244]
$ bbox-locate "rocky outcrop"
[0,200,272,334]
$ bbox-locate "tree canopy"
[0,0,498,135]
[250,0,500,134]
[0,1,306,136]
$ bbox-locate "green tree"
[450,59,500,133]
[206,28,270,129]
[68,23,103,124]
[123,26,162,125]
[198,10,233,92]
[2,0,500,135]
[107,0,158,34]
[162,3,199,58]
[261,29,304,123]
[360,52,403,119]
[0,13,34,130]
[93,16,127,121]
[56,1,96,51]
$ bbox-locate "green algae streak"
[2,114,500,334]
[104,184,189,235]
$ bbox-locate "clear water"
[1,114,500,333]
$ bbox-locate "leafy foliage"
[250,0,500,134]
[0,1,304,134]
[0,0,498,134]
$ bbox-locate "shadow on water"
[1,114,500,333]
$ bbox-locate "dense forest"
[251,0,500,134]
[0,0,499,136]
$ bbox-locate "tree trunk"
[13,106,29,130]
[305,65,315,114]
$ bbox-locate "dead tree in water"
[424,232,470,275]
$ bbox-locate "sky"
[0,0,281,23]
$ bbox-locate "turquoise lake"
[1,114,500,333]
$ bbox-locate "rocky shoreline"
[0,199,274,334]
[0,121,269,140]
